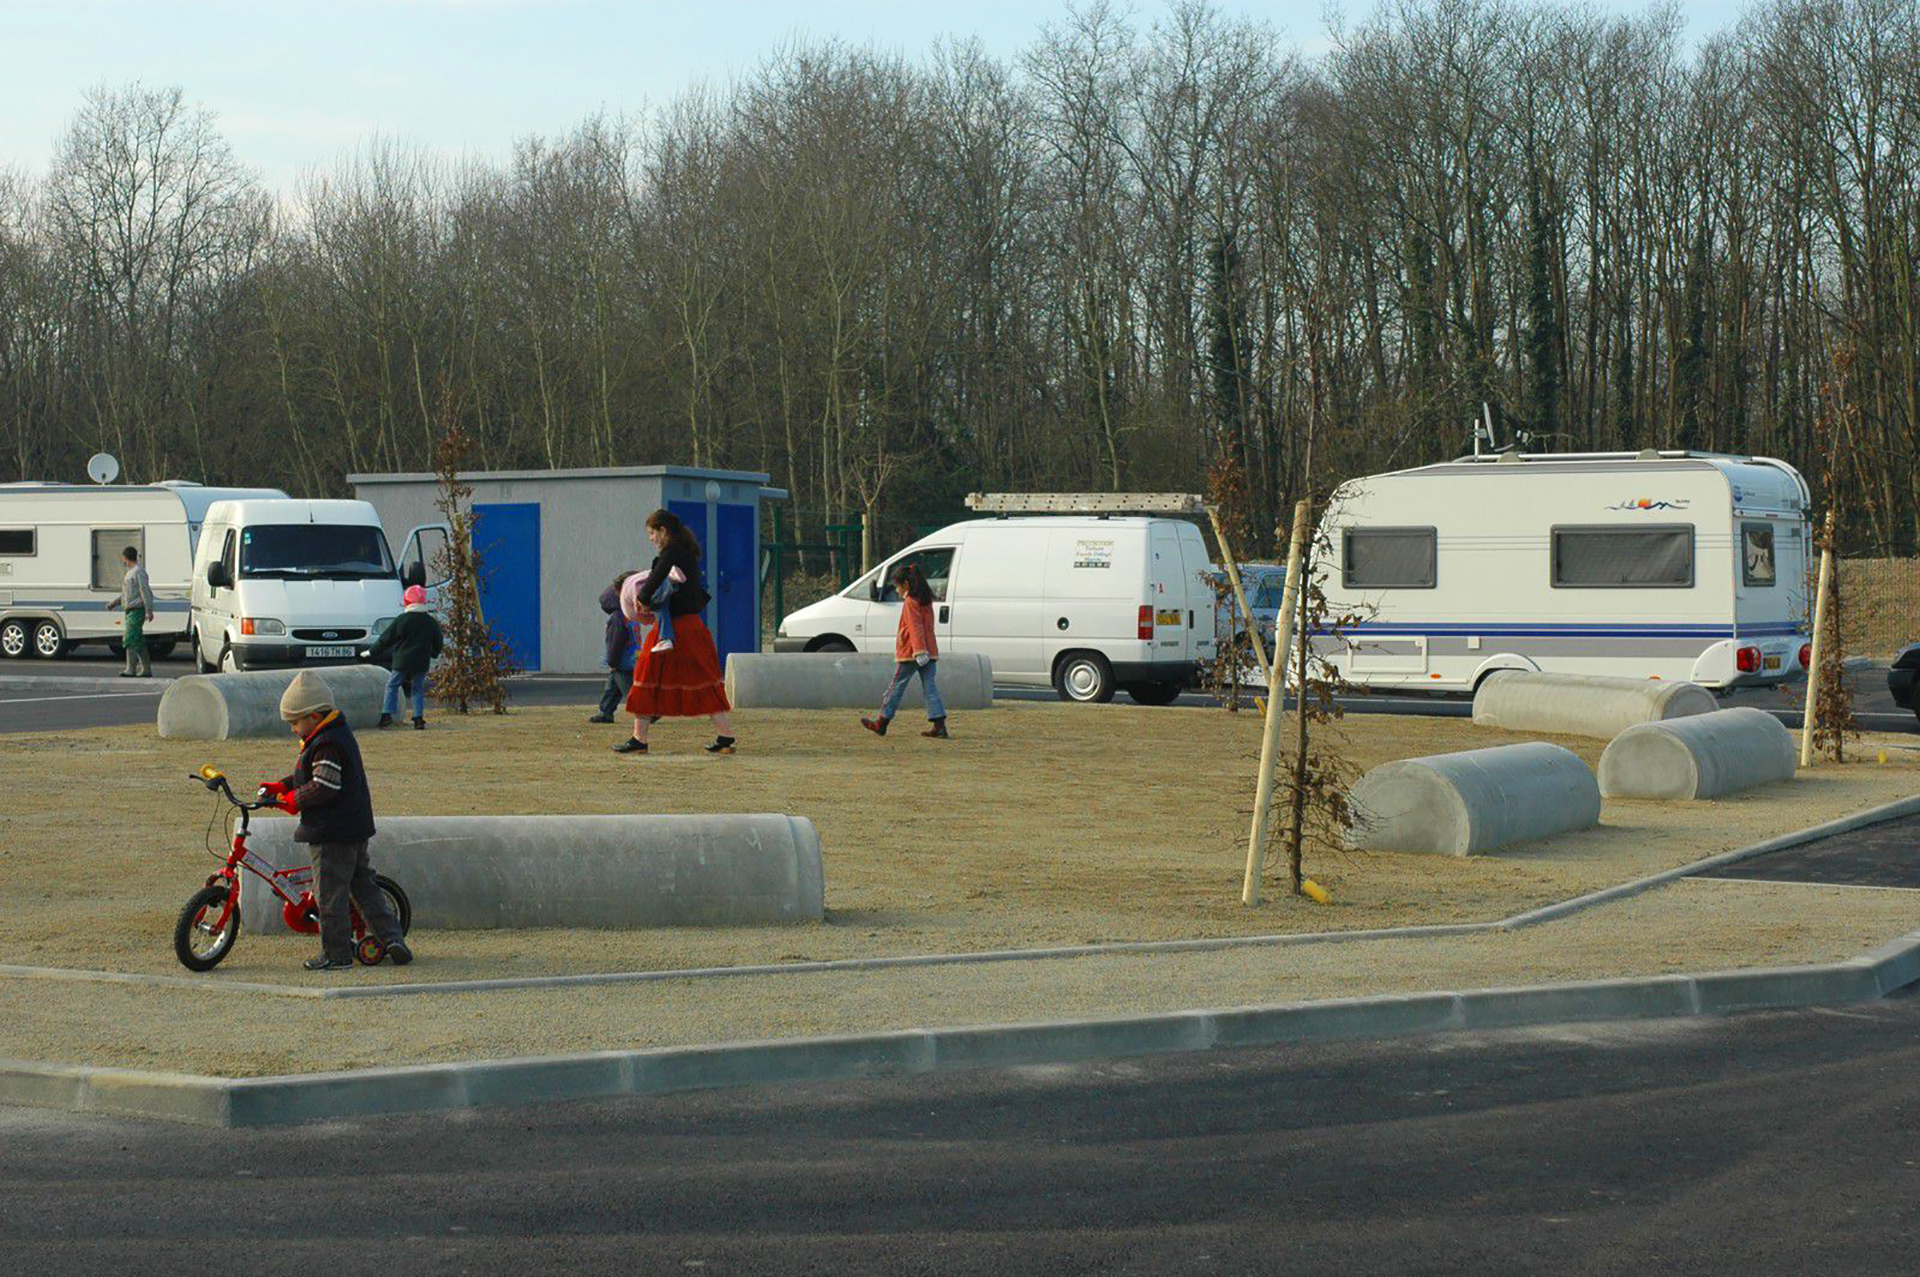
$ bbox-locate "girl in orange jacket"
[861,562,951,739]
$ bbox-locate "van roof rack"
[964,492,1205,515]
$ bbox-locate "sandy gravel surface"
[2,702,1916,984]
[0,878,1915,1075]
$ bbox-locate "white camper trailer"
[1314,451,1811,692]
[0,482,287,659]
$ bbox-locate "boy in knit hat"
[258,669,412,972]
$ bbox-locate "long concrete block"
[725,652,994,711]
[237,813,825,933]
[1472,671,1716,740]
[1346,742,1602,856]
[157,665,392,740]
[1598,706,1797,800]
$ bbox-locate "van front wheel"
[1055,653,1115,704]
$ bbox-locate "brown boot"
[861,716,889,736]
[922,718,950,739]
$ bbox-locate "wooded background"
[2,0,1916,557]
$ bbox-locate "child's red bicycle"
[174,765,412,972]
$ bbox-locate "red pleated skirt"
[625,613,732,718]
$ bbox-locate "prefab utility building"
[348,465,785,675]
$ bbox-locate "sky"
[1,0,1746,196]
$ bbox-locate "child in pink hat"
[366,584,444,729]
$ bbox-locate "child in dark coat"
[367,585,444,729]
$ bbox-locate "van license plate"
[307,645,355,659]
[1764,654,1782,671]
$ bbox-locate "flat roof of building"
[347,464,778,489]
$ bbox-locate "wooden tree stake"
[1243,498,1312,906]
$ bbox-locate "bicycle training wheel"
[174,885,239,972]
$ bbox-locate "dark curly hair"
[644,509,703,561]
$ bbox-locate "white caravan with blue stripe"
[0,481,287,659]
[1312,451,1811,692]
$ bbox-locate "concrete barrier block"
[1472,671,1716,740]
[157,666,393,740]
[0,1061,88,1114]
[1598,706,1797,800]
[238,813,826,933]
[1346,742,1602,856]
[725,652,994,711]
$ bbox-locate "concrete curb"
[7,928,1919,1127]
[0,675,173,693]
[12,794,1919,1003]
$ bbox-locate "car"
[1890,643,1920,723]
[1206,562,1287,676]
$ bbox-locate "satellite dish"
[86,453,120,485]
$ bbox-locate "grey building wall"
[348,466,776,675]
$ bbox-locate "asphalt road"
[3,650,1912,735]
[4,996,1919,1273]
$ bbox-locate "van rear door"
[1175,523,1215,665]
[1148,523,1188,660]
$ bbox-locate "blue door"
[715,502,757,660]
[667,500,758,664]
[471,502,541,671]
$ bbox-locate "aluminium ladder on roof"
[964,492,1206,515]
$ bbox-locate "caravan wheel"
[31,620,67,659]
[0,620,27,659]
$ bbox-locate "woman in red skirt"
[615,509,737,755]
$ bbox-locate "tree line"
[2,0,1916,556]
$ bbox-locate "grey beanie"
[278,669,335,722]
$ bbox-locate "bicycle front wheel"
[174,884,239,971]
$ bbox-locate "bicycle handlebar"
[186,770,273,811]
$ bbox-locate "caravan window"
[1343,528,1436,589]
[1742,523,1776,587]
[1552,525,1693,589]
[0,529,32,556]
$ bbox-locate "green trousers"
[123,607,150,676]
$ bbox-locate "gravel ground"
[0,878,1915,1075]
[3,703,1917,984]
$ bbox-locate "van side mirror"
[401,562,425,589]
[869,577,882,601]
[207,561,232,590]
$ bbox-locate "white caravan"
[0,482,287,659]
[189,499,443,673]
[1313,450,1812,692]
[775,500,1218,703]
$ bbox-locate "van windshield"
[240,525,395,580]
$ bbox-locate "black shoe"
[613,738,649,754]
[385,940,413,966]
[922,718,951,739]
[413,718,426,730]
[705,736,737,754]
[303,955,355,972]
[377,714,393,729]
[588,714,615,724]
[861,716,889,736]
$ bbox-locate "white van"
[189,499,444,673]
[0,481,287,659]
[774,512,1217,703]
[1315,450,1812,692]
